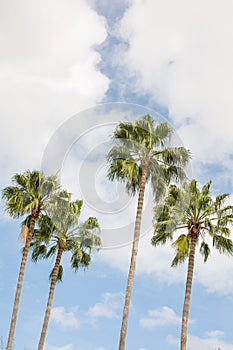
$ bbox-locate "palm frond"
[49,264,63,283]
[171,234,189,266]
[199,242,210,262]
[213,235,233,255]
[31,244,47,262]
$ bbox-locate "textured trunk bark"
[37,246,63,350]
[118,168,147,350]
[6,215,37,350]
[180,235,197,350]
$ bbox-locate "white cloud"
[45,344,73,350]
[51,306,80,329]
[117,0,233,181]
[100,223,233,296]
[205,330,224,339]
[195,241,233,295]
[87,292,123,320]
[0,0,109,188]
[167,332,233,350]
[140,306,180,329]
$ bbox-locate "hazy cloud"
[51,306,80,330]
[117,0,233,184]
[0,0,109,188]
[140,306,180,329]
[87,292,123,320]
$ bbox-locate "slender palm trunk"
[38,246,63,350]
[118,169,147,350]
[180,235,197,350]
[6,215,37,350]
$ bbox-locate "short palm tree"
[107,114,191,350]
[2,170,68,350]
[31,198,101,350]
[152,179,233,350]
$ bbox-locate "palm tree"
[107,115,191,350]
[2,170,68,350]
[31,198,101,350]
[152,179,233,350]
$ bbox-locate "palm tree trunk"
[180,235,197,350]
[38,246,63,350]
[118,169,147,350]
[6,215,36,350]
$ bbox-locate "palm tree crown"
[152,179,233,350]
[32,200,101,279]
[2,170,65,219]
[152,179,233,262]
[107,114,191,200]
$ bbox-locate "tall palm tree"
[2,170,68,350]
[31,198,101,350]
[107,115,191,350]
[152,179,233,350]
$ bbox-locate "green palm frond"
[31,245,47,262]
[154,122,172,147]
[70,249,91,272]
[199,242,210,262]
[213,235,233,255]
[49,265,63,283]
[203,218,215,236]
[171,234,189,267]
[46,245,57,259]
[215,193,229,210]
[161,147,191,167]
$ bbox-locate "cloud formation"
[140,306,180,329]
[0,0,109,187]
[167,331,233,350]
[51,306,80,330]
[87,292,123,320]
[117,0,233,183]
[45,344,73,350]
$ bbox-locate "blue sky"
[1,0,233,349]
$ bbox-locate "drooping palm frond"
[49,265,63,283]
[213,235,233,255]
[199,242,211,262]
[171,234,190,267]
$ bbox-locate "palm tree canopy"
[31,199,101,281]
[107,115,191,199]
[152,179,233,265]
[2,170,69,218]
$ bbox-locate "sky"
[1,0,233,349]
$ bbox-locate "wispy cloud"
[140,306,180,329]
[45,344,73,350]
[0,0,109,188]
[117,0,233,188]
[87,292,123,321]
[167,331,233,350]
[51,306,80,330]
